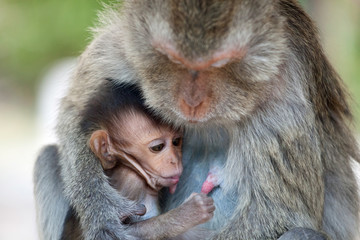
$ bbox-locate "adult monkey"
[34,0,360,240]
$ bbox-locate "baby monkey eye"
[150,143,165,152]
[172,137,182,146]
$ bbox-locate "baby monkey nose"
[170,157,177,164]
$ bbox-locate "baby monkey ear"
[89,130,117,170]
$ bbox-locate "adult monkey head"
[121,0,286,125]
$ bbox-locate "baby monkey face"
[125,119,184,192]
[90,110,184,193]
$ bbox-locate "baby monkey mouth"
[162,175,181,194]
[162,175,180,185]
[150,174,181,194]
[165,177,180,194]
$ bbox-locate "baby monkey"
[87,90,215,239]
[90,108,183,204]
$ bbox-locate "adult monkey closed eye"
[34,1,360,240]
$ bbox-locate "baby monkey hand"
[176,193,215,228]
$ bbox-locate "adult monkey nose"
[178,70,212,120]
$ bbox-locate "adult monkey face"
[121,0,286,125]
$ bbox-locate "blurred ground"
[0,93,38,240]
[0,59,73,240]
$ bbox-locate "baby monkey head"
[90,107,183,194]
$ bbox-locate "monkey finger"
[134,204,147,216]
[203,197,214,205]
[202,196,214,206]
[207,205,216,213]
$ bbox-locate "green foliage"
[0,0,112,95]
[347,29,360,130]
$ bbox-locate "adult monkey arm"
[55,24,145,239]
[34,145,69,240]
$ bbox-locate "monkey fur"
[34,1,359,239]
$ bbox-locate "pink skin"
[167,176,180,194]
[201,180,215,195]
[201,167,223,194]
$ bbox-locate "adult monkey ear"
[89,130,117,170]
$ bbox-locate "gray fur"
[278,228,328,240]
[33,145,69,240]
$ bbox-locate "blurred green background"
[0,0,111,101]
[0,1,359,240]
